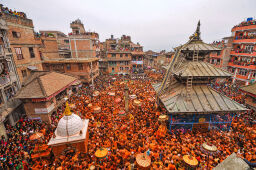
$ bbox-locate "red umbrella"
[115,98,121,103]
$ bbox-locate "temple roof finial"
[64,101,72,116]
[194,20,201,40]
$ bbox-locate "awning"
[27,66,38,70]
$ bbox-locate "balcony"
[106,57,131,61]
[232,24,256,32]
[230,50,256,57]
[0,75,10,86]
[209,52,222,59]
[233,35,256,44]
[228,62,256,70]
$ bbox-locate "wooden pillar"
[124,84,129,113]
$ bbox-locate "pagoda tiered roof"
[153,82,247,114]
[178,41,220,51]
[173,61,232,78]
[154,21,248,114]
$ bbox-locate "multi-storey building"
[208,37,233,69]
[207,18,256,85]
[228,18,256,85]
[69,19,100,59]
[131,43,144,74]
[40,19,99,83]
[144,50,174,69]
[144,50,159,69]
[0,19,24,137]
[1,10,43,83]
[100,35,144,75]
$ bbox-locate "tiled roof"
[173,61,232,78]
[240,82,256,95]
[152,82,247,114]
[16,71,77,99]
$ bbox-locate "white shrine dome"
[56,113,83,137]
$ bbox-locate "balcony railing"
[230,50,256,56]
[228,62,256,70]
[0,75,10,86]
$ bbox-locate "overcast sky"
[3,0,256,51]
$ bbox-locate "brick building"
[69,19,100,59]
[100,35,144,75]
[40,20,99,83]
[0,11,43,83]
[15,71,78,123]
[0,19,24,137]
[144,50,159,69]
[208,37,233,69]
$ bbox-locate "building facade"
[228,18,256,85]
[208,18,256,85]
[40,20,99,83]
[16,71,78,123]
[144,50,159,69]
[100,35,144,75]
[1,12,43,83]
[0,19,23,137]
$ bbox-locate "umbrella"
[29,132,44,141]
[93,106,101,113]
[93,91,100,97]
[69,104,76,109]
[148,97,154,102]
[130,94,137,99]
[108,92,115,96]
[95,148,108,158]
[118,110,126,117]
[183,155,198,166]
[158,114,168,122]
[89,165,95,170]
[136,153,151,168]
[202,143,218,152]
[115,97,121,103]
[134,100,141,106]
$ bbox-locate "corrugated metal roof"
[179,41,220,51]
[240,82,256,95]
[152,82,247,114]
[173,61,232,77]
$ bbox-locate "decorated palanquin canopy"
[153,21,247,114]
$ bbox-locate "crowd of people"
[0,4,27,18]
[233,18,256,28]
[0,72,255,169]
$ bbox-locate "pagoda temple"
[153,21,248,132]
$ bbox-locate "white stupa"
[48,102,89,156]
